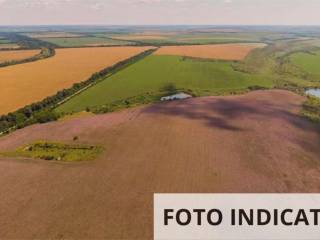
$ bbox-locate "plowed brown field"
[0,90,319,239]
[0,46,152,114]
[0,49,40,63]
[154,43,265,60]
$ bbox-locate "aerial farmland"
[0,46,152,114]
[0,49,40,63]
[0,24,319,239]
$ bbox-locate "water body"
[306,89,320,98]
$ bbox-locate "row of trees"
[0,33,58,49]
[0,48,157,135]
[0,47,55,68]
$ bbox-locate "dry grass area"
[0,46,152,114]
[0,49,40,63]
[0,90,319,239]
[155,43,265,60]
[25,32,84,38]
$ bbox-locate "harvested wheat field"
[155,43,265,60]
[0,46,152,114]
[0,49,40,63]
[0,90,319,239]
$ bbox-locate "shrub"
[302,96,320,122]
[34,110,59,124]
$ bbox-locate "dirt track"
[0,90,319,239]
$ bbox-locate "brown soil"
[0,46,152,115]
[0,90,319,239]
[154,43,265,60]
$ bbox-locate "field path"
[0,90,319,239]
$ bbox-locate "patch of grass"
[290,50,320,80]
[56,55,274,113]
[2,141,103,162]
[301,96,320,123]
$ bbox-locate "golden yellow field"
[154,43,265,60]
[0,49,40,63]
[0,46,152,115]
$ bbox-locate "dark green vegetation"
[2,141,103,162]
[0,33,57,49]
[0,48,156,135]
[302,96,320,122]
[233,39,320,90]
[0,33,56,67]
[56,55,273,113]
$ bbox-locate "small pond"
[305,89,320,98]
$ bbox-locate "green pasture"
[2,141,103,162]
[56,55,274,113]
[290,50,320,77]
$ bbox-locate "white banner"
[154,194,320,240]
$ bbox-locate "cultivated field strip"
[154,43,266,60]
[0,49,40,63]
[0,90,319,238]
[0,46,152,115]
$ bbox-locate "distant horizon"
[1,0,320,26]
[1,24,320,27]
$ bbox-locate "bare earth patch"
[0,46,152,115]
[154,43,265,60]
[0,49,40,63]
[0,90,319,239]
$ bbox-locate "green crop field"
[290,50,320,77]
[39,37,134,47]
[56,55,274,113]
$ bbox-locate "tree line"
[0,48,157,135]
[0,47,55,68]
